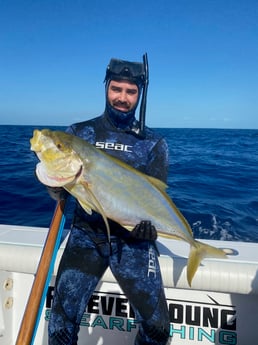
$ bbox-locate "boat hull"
[1,224,258,344]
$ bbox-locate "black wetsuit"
[48,111,171,345]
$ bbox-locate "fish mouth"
[36,163,83,187]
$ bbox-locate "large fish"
[30,129,227,286]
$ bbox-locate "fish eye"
[57,143,62,149]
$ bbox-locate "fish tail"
[187,240,227,286]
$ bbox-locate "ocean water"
[0,125,258,242]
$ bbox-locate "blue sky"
[0,0,257,128]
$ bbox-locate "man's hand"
[46,186,69,201]
[131,220,157,241]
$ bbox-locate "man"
[48,55,170,345]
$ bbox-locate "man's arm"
[146,137,169,183]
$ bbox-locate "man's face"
[107,80,139,112]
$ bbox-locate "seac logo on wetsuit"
[96,141,133,152]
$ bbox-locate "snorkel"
[104,53,149,138]
[139,53,149,138]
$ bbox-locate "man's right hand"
[46,186,68,201]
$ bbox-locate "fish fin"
[78,200,93,215]
[145,175,168,191]
[122,225,135,231]
[187,240,227,286]
[81,182,111,241]
[64,185,93,214]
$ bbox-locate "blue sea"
[1,125,258,243]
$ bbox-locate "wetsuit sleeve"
[145,138,169,183]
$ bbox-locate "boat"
[1,223,258,344]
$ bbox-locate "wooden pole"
[16,200,66,345]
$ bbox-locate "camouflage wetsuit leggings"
[48,227,170,345]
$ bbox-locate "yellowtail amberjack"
[30,129,227,286]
